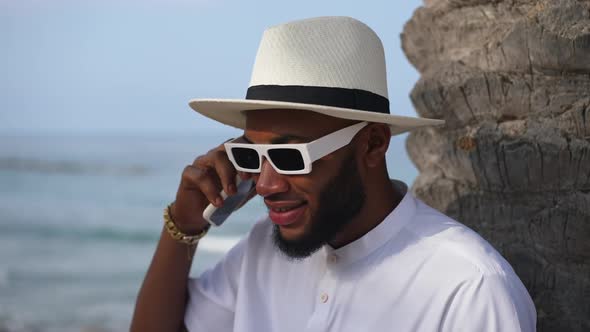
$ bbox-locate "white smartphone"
[202,177,256,227]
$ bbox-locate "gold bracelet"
[163,203,210,246]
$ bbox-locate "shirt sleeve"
[184,237,247,332]
[441,272,537,332]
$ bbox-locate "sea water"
[0,133,417,332]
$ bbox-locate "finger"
[181,165,223,207]
[238,171,253,181]
[198,170,225,207]
[194,144,237,194]
[179,165,203,190]
[193,154,212,170]
[212,150,238,195]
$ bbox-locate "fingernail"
[228,184,236,194]
[215,197,223,206]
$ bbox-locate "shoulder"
[227,217,277,266]
[401,198,537,330]
[220,217,273,261]
[404,197,512,277]
[196,217,272,278]
[248,216,274,243]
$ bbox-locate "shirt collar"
[321,179,416,267]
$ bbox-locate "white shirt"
[185,181,536,331]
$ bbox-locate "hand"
[170,142,253,233]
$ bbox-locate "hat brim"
[188,98,444,136]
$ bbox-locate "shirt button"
[328,254,339,264]
[320,293,329,303]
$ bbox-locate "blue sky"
[0,0,423,135]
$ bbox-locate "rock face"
[401,0,590,330]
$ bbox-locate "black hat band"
[246,85,390,114]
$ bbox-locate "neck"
[328,175,403,249]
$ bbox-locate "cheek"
[290,149,347,198]
[290,167,332,210]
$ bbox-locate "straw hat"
[189,16,444,136]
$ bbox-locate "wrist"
[168,203,210,235]
[175,223,210,236]
[163,203,210,246]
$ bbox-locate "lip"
[266,201,307,226]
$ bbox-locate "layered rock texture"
[402,0,590,330]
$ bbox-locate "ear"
[360,123,390,168]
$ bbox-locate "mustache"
[263,193,306,203]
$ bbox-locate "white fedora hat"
[189,16,444,136]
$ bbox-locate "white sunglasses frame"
[224,121,368,175]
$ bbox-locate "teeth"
[273,206,298,213]
[269,202,306,213]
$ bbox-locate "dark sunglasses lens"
[268,148,305,171]
[231,147,260,170]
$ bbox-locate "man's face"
[243,109,366,259]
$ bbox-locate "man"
[131,16,537,331]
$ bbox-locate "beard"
[272,154,366,260]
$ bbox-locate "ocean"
[0,133,417,332]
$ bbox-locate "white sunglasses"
[224,121,368,175]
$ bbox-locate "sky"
[0,0,424,136]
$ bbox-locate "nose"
[254,158,289,197]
